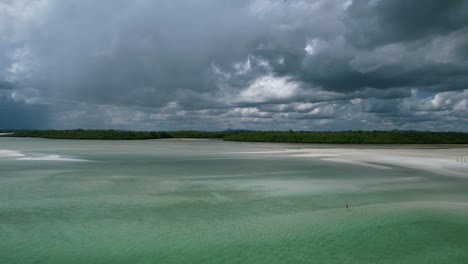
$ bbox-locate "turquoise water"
[1,138,467,263]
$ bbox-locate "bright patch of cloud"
[305,39,320,55]
[239,75,300,103]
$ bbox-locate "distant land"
[2,129,468,144]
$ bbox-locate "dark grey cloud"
[0,81,15,90]
[0,0,467,131]
[0,89,49,129]
[345,0,468,48]
[0,103,48,129]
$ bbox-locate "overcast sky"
[1,0,468,131]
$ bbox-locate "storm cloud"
[1,0,467,131]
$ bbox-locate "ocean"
[1,138,467,263]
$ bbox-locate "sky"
[1,0,468,131]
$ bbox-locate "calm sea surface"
[1,138,467,263]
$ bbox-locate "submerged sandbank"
[0,149,87,162]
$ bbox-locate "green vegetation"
[2,129,228,140]
[6,129,169,140]
[166,131,231,139]
[223,130,468,144]
[2,129,468,143]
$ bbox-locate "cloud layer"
[1,0,467,131]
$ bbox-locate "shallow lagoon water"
[1,138,467,263]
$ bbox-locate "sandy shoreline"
[0,149,88,162]
[241,146,468,178]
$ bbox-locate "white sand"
[243,146,468,178]
[17,155,87,162]
[1,149,87,162]
[0,150,25,157]
[173,138,211,141]
[320,157,392,170]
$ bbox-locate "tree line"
[223,130,468,144]
[2,129,228,140]
[2,129,468,143]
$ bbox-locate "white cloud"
[226,107,271,118]
[305,39,320,55]
[343,0,353,10]
[233,57,252,75]
[239,75,300,103]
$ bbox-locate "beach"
[288,147,468,178]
